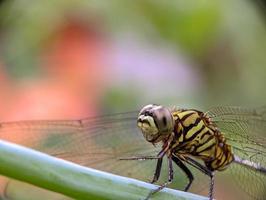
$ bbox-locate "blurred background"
[0,0,265,200]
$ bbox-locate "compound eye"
[153,107,174,133]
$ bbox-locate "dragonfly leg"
[119,144,168,161]
[145,156,174,200]
[182,156,215,200]
[172,156,194,191]
[119,155,160,160]
[209,172,214,200]
[149,146,172,183]
[183,156,213,176]
[150,157,163,183]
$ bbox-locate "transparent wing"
[0,111,161,181]
[206,106,266,200]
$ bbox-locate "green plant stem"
[0,140,208,200]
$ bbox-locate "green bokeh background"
[0,0,265,200]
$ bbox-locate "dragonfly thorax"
[137,104,174,143]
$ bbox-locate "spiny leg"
[145,157,174,200]
[119,155,160,161]
[183,156,212,176]
[147,146,170,183]
[118,145,170,200]
[183,156,215,200]
[150,157,163,184]
[209,172,214,200]
[172,156,194,191]
[119,144,168,161]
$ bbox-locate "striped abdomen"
[171,109,234,171]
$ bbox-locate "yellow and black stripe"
[172,109,233,171]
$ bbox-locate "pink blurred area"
[0,18,111,158]
[0,18,109,122]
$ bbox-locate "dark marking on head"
[162,116,167,126]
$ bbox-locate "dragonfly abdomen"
[172,109,234,171]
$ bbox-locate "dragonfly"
[0,104,265,200]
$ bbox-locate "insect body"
[171,108,232,171]
[137,104,265,200]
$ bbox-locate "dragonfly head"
[137,104,174,143]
